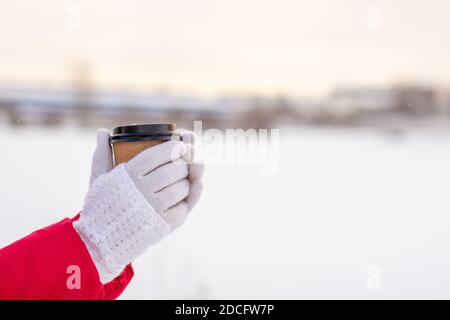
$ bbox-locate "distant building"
[330,87,395,115]
[391,85,436,115]
[436,89,450,115]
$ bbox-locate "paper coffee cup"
[110,123,180,166]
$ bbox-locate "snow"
[1,125,450,299]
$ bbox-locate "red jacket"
[0,215,133,299]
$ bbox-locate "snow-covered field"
[1,125,450,299]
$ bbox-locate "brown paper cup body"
[112,140,162,166]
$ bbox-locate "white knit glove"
[73,129,204,283]
[176,129,204,214]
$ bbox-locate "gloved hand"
[89,128,204,225]
[73,129,204,283]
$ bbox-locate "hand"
[89,128,113,185]
[88,128,204,228]
[74,129,204,283]
[179,131,204,213]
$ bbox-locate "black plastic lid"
[110,123,179,143]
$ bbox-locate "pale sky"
[0,0,449,97]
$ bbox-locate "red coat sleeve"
[0,215,134,300]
